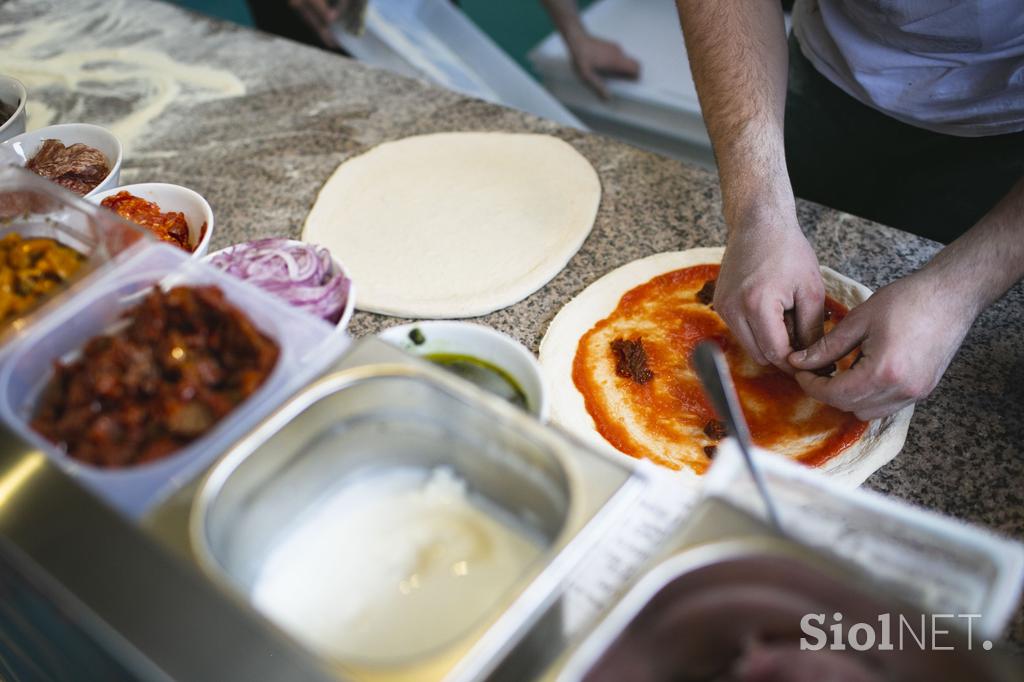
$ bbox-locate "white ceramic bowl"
[378,321,549,421]
[90,182,215,258]
[204,239,356,334]
[2,122,122,196]
[0,76,27,142]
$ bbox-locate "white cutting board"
[333,0,584,129]
[529,0,790,166]
[531,0,701,112]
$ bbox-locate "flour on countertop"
[1,0,245,153]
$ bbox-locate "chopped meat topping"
[703,444,717,460]
[696,279,716,305]
[610,337,654,384]
[25,139,110,196]
[31,285,279,468]
[704,419,727,441]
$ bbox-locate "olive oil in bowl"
[424,353,529,411]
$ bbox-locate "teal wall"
[171,0,252,25]
[461,1,599,74]
[167,1,598,75]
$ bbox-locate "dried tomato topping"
[696,279,716,305]
[703,419,727,441]
[610,337,654,384]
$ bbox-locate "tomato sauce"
[572,264,866,472]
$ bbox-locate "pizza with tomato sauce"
[540,248,912,486]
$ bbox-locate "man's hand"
[791,178,1024,419]
[288,0,347,49]
[789,271,972,420]
[540,0,640,99]
[714,211,825,372]
[675,0,1022,418]
[564,32,640,99]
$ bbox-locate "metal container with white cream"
[190,347,644,682]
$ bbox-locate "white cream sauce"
[251,467,541,665]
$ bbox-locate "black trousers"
[784,34,1024,244]
[245,1,460,53]
[246,0,331,50]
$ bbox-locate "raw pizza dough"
[302,132,601,318]
[539,248,913,487]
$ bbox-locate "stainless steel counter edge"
[0,425,337,682]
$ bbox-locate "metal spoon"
[692,341,783,533]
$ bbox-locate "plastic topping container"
[0,240,350,518]
[0,166,146,354]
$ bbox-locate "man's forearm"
[921,177,1024,319]
[540,0,586,44]
[675,1,792,229]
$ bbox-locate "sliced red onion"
[209,238,350,324]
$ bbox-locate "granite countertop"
[4,0,1023,643]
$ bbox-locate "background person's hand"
[789,270,973,420]
[288,0,347,49]
[564,32,640,99]
[714,212,826,373]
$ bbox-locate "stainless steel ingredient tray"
[151,337,647,682]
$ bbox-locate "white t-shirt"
[793,0,1024,137]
